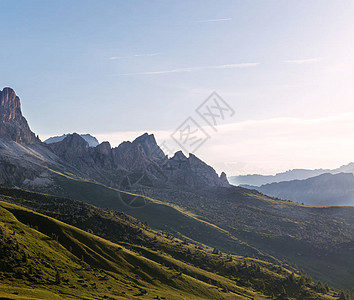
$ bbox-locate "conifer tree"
[55,269,61,284]
[339,290,347,300]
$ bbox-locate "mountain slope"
[21,168,354,292]
[0,188,340,299]
[139,185,354,292]
[0,200,250,299]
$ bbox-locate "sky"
[1,0,354,175]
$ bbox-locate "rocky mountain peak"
[48,133,89,157]
[132,133,165,161]
[47,133,94,171]
[64,132,89,146]
[96,141,111,155]
[171,150,187,161]
[0,87,21,121]
[132,132,154,143]
[0,87,38,144]
[45,133,99,147]
[219,172,230,187]
[166,151,230,188]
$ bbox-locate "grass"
[0,187,342,299]
[21,170,354,293]
[0,201,253,299]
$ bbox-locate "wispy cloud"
[196,18,232,23]
[120,62,260,75]
[110,53,160,60]
[284,57,323,64]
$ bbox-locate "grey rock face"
[166,152,230,188]
[48,133,94,169]
[219,172,229,187]
[48,132,229,189]
[0,88,38,144]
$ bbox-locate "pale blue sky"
[2,1,354,174]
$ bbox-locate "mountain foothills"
[0,87,353,299]
[245,173,354,206]
[0,187,341,299]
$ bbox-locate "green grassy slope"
[48,176,266,258]
[36,173,354,293]
[145,186,354,292]
[0,200,254,299]
[0,187,341,299]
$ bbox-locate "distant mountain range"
[45,133,99,147]
[229,169,330,186]
[229,163,354,187]
[245,172,354,206]
[229,164,354,206]
[1,87,354,292]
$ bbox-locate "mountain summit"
[0,87,38,144]
[45,133,99,147]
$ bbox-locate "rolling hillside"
[15,165,354,293]
[0,188,340,299]
[140,185,354,292]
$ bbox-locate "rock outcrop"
[0,87,38,144]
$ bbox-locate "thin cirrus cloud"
[120,62,260,75]
[110,53,160,60]
[284,57,323,64]
[196,18,232,23]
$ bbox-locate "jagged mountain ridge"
[48,132,230,188]
[0,87,229,190]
